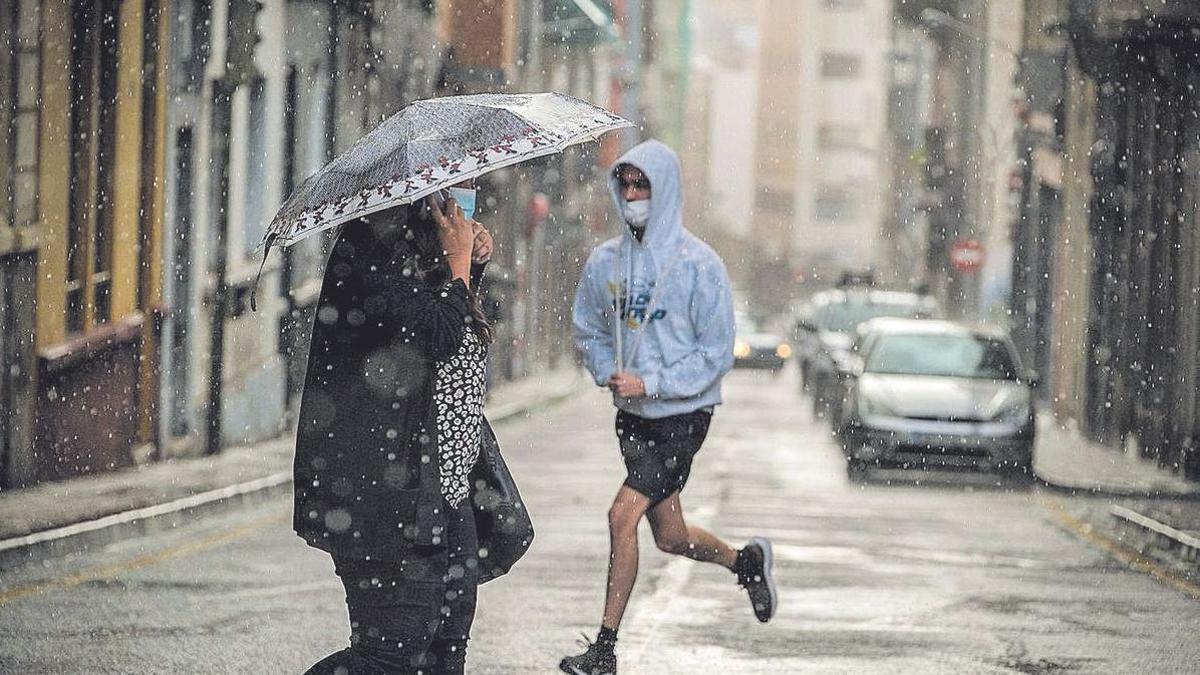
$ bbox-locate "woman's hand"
[426,193,474,282]
[471,222,494,264]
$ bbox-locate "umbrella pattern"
[260,92,631,249]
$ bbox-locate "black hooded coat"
[292,205,485,563]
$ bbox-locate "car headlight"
[993,401,1031,425]
[734,340,751,358]
[776,343,792,359]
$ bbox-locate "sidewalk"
[1033,412,1200,577]
[0,366,585,570]
[1033,413,1200,498]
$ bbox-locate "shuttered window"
[66,0,121,332]
[1,0,42,231]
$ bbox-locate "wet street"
[3,370,1200,674]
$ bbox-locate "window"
[818,125,860,150]
[814,187,857,222]
[284,62,334,288]
[169,127,194,436]
[865,334,1019,380]
[66,0,121,332]
[243,77,269,257]
[755,188,795,216]
[1,0,42,230]
[173,0,212,90]
[821,53,861,79]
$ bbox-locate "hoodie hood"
[608,139,684,250]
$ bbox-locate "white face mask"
[621,199,650,228]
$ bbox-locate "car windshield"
[864,333,1018,380]
[736,315,761,334]
[820,301,927,334]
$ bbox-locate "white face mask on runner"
[621,199,650,228]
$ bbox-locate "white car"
[837,319,1037,479]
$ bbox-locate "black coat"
[293,208,483,561]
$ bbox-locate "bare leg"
[601,485,652,630]
[646,492,738,569]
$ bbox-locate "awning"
[543,0,618,44]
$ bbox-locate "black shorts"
[616,409,713,506]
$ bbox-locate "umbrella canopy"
[260,92,632,249]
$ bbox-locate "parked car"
[733,314,791,372]
[793,289,940,417]
[835,318,1037,479]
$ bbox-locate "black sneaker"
[736,536,778,623]
[559,635,617,675]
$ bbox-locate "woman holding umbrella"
[257,92,629,673]
[297,188,493,674]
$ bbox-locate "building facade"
[0,0,43,487]
[1010,0,1200,480]
[745,0,892,315]
[0,1,171,486]
[1069,0,1200,477]
[892,0,1023,319]
[0,0,652,488]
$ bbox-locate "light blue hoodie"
[571,139,735,419]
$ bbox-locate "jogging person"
[561,139,777,675]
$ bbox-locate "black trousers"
[305,504,479,674]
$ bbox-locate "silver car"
[837,319,1036,478]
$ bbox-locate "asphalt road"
[3,370,1200,673]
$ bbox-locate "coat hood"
[608,139,684,250]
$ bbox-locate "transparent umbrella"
[258,91,631,251]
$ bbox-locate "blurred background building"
[6,0,1200,488]
[0,0,684,488]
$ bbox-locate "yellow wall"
[35,0,167,347]
[1050,57,1095,422]
[110,0,146,319]
[35,0,71,349]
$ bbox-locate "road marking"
[1040,496,1200,601]
[0,471,291,556]
[0,509,288,607]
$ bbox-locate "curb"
[1032,469,1200,501]
[0,473,292,571]
[1032,412,1200,500]
[1110,505,1200,567]
[0,371,584,572]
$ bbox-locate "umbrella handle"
[614,293,623,374]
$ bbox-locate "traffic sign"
[949,238,985,273]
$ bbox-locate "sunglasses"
[617,178,651,190]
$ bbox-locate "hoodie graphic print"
[571,140,736,420]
